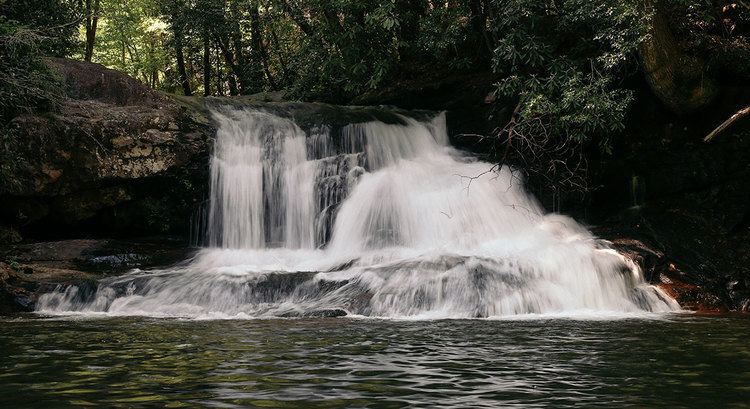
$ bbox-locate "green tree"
[0,18,65,124]
[84,0,102,62]
[92,0,169,88]
[0,0,79,125]
[160,0,193,95]
[2,0,82,57]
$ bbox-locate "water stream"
[3,315,749,408]
[36,107,678,318]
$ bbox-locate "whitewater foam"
[37,107,680,319]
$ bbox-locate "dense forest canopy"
[1,0,748,193]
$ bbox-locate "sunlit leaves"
[91,0,170,87]
[366,0,400,31]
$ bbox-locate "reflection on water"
[0,315,749,408]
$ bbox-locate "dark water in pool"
[1,314,748,408]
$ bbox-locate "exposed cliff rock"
[0,59,213,242]
[0,59,443,246]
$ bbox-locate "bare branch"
[704,106,750,142]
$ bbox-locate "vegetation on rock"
[0,18,64,124]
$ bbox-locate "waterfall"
[36,106,679,319]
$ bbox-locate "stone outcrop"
[588,82,750,312]
[0,59,213,242]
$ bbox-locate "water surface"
[1,314,748,408]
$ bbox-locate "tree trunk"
[250,3,276,90]
[278,0,315,37]
[228,1,252,94]
[322,9,344,33]
[227,76,239,96]
[639,1,718,114]
[173,25,192,96]
[468,0,492,57]
[481,0,499,44]
[260,43,278,91]
[269,24,291,85]
[84,0,101,62]
[246,1,263,92]
[215,47,224,96]
[203,32,211,97]
[214,33,241,95]
[396,0,425,48]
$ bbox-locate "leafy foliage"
[0,15,66,193]
[2,0,82,57]
[0,18,65,124]
[0,0,81,125]
[278,0,405,101]
[91,0,169,87]
[414,3,475,71]
[668,0,750,79]
[491,0,649,152]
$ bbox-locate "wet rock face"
[595,193,750,313]
[0,237,194,313]
[4,99,207,198]
[586,86,750,313]
[0,226,22,245]
[0,59,213,241]
[603,236,730,312]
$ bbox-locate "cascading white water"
[207,110,320,249]
[37,107,679,319]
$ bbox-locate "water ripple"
[0,315,748,408]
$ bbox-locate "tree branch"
[704,106,750,142]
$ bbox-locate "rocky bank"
[0,59,213,241]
